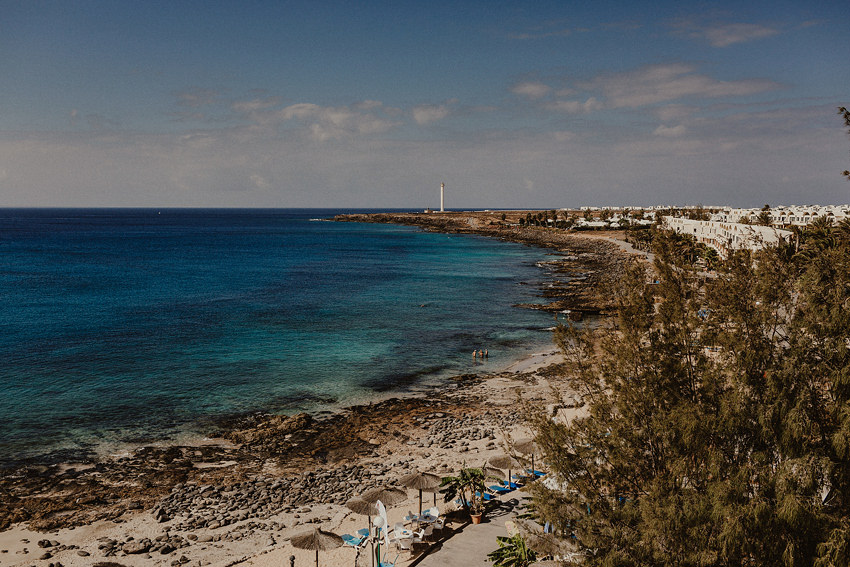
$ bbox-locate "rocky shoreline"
[0,211,631,566]
[0,363,566,565]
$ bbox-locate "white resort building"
[710,205,850,227]
[663,216,794,256]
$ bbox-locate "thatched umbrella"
[482,465,506,480]
[488,454,521,488]
[361,486,407,507]
[513,437,539,476]
[360,486,406,567]
[399,471,441,514]
[345,496,377,525]
[290,527,343,567]
[345,497,379,567]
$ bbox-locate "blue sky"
[1,0,848,208]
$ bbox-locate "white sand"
[0,348,576,567]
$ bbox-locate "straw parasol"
[487,453,521,488]
[290,527,343,567]
[513,437,539,476]
[345,496,377,524]
[399,471,441,514]
[482,465,506,480]
[361,486,407,506]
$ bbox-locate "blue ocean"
[0,209,556,466]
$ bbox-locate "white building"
[663,217,793,256]
[711,205,850,227]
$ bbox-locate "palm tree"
[440,467,488,515]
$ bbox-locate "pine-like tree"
[530,231,850,566]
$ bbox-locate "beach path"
[412,492,525,567]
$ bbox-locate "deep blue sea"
[0,209,558,466]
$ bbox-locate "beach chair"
[432,517,444,534]
[357,528,370,538]
[341,533,366,548]
[379,553,399,567]
[394,535,412,553]
[489,484,510,494]
[425,506,439,517]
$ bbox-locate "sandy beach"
[0,346,574,567]
[0,214,631,567]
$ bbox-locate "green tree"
[530,231,850,566]
[440,467,490,515]
[488,534,537,567]
[757,204,772,226]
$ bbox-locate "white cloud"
[671,19,781,47]
[546,97,604,114]
[353,100,383,110]
[412,104,451,125]
[275,102,399,141]
[703,23,779,47]
[653,124,687,137]
[584,63,779,108]
[511,81,552,99]
[655,104,696,122]
[249,173,270,189]
[232,97,281,113]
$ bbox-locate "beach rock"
[123,541,151,554]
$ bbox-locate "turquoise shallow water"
[0,209,557,466]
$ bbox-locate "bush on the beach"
[529,230,850,567]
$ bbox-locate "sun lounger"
[341,534,366,547]
[489,484,510,494]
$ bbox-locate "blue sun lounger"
[342,533,366,547]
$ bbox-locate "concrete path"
[410,492,528,567]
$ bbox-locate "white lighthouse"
[440,182,445,212]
